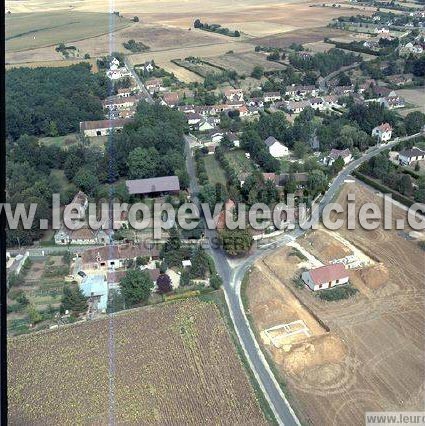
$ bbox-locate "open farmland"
[6,12,130,52]
[251,27,350,49]
[5,0,372,68]
[8,299,269,424]
[207,51,286,75]
[128,42,252,82]
[244,182,425,425]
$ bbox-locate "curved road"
[185,132,421,425]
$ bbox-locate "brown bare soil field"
[8,299,267,424]
[298,229,351,263]
[246,182,425,425]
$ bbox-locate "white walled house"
[372,122,393,142]
[263,92,281,103]
[264,136,289,158]
[398,147,425,165]
[326,148,352,166]
[302,264,349,291]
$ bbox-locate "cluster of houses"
[106,57,131,80]
[80,57,144,136]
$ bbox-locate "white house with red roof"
[302,264,349,291]
[372,122,393,142]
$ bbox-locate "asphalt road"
[184,132,421,425]
[123,58,154,104]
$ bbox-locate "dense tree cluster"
[359,152,422,199]
[6,63,108,139]
[109,103,189,188]
[119,269,154,307]
[194,19,240,37]
[288,48,360,76]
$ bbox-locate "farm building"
[398,147,425,165]
[126,176,180,196]
[54,225,111,245]
[80,274,108,313]
[372,123,393,142]
[80,118,133,137]
[302,264,349,291]
[81,244,160,271]
[264,136,289,158]
[102,95,141,111]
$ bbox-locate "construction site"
[245,182,425,425]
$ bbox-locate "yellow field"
[6,58,98,72]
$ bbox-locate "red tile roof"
[309,264,348,285]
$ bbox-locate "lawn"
[203,155,227,185]
[224,149,255,177]
[39,133,79,148]
[6,11,131,52]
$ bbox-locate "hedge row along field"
[8,299,267,424]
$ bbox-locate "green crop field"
[6,11,131,52]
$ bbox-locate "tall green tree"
[127,147,160,179]
[119,270,153,307]
[60,286,88,316]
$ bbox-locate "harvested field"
[251,27,349,49]
[397,88,425,108]
[8,299,268,424]
[72,23,227,58]
[245,182,425,425]
[6,58,98,71]
[5,12,130,52]
[128,42,252,82]
[207,51,286,75]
